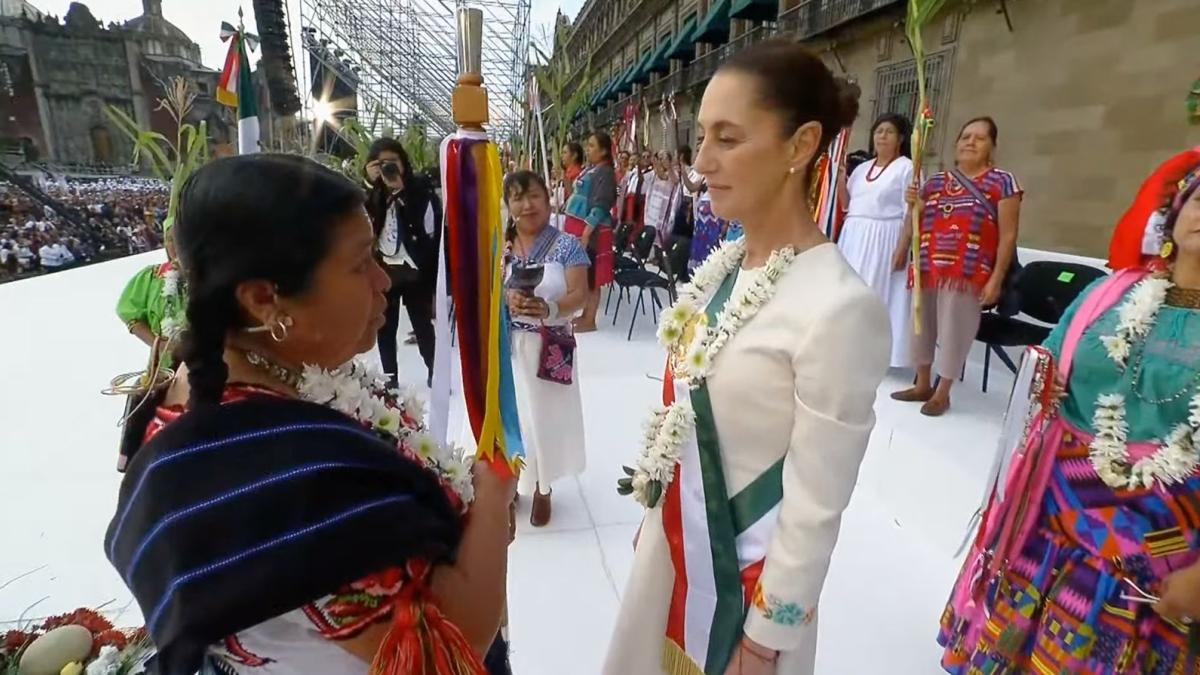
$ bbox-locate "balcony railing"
[684,26,773,90]
[778,0,902,40]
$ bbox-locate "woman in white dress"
[836,113,914,368]
[503,170,590,527]
[604,41,889,675]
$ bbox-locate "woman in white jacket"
[605,41,888,675]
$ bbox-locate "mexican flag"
[217,21,259,155]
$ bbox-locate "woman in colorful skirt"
[891,117,1022,416]
[836,113,914,369]
[604,41,888,675]
[939,147,1200,674]
[563,131,618,332]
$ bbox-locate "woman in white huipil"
[604,41,888,675]
[503,170,590,527]
[837,113,914,368]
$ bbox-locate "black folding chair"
[611,226,663,338]
[604,222,636,315]
[975,260,1107,392]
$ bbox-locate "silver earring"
[247,314,293,342]
[268,315,293,343]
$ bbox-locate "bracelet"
[126,319,140,334]
[739,640,779,663]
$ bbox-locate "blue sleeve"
[558,235,591,268]
[1042,276,1109,358]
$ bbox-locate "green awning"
[591,75,614,107]
[612,63,638,96]
[729,0,777,22]
[629,50,656,87]
[667,16,699,62]
[692,0,732,45]
[646,34,674,75]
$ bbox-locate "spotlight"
[312,99,335,124]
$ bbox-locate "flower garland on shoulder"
[1090,274,1200,490]
[619,238,796,507]
[296,360,475,508]
[158,266,186,341]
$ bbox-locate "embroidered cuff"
[743,585,816,651]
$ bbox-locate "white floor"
[0,253,1019,674]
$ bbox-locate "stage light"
[312,99,334,124]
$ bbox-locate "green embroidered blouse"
[1045,278,1200,443]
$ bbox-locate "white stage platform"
[0,252,1024,674]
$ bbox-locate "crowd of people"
[0,175,167,282]
[72,35,1200,675]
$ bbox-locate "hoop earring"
[1161,240,1176,260]
[268,314,293,343]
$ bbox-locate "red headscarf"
[1108,146,1200,270]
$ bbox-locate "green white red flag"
[217,20,260,155]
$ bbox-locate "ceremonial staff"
[430,8,525,480]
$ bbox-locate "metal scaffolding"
[298,0,530,141]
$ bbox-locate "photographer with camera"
[365,138,443,387]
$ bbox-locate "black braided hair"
[173,154,365,408]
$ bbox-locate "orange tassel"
[370,576,486,675]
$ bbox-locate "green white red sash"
[660,271,784,675]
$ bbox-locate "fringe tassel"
[662,638,705,675]
[371,589,486,675]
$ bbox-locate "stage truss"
[298,0,530,141]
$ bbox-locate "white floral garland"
[159,267,185,340]
[1090,275,1200,490]
[298,360,475,506]
[1098,276,1172,367]
[620,239,796,508]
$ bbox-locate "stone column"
[124,40,151,130]
[21,27,55,161]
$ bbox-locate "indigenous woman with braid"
[940,148,1200,673]
[104,155,514,675]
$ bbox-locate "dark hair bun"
[833,77,861,130]
[720,40,857,163]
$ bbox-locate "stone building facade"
[0,0,232,169]
[554,0,1200,258]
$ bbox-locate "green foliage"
[105,76,210,225]
[531,23,593,161]
[401,122,437,173]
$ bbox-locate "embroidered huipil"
[916,168,1022,293]
[939,280,1200,674]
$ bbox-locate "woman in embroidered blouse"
[891,117,1022,416]
[836,114,915,369]
[502,170,590,528]
[106,155,514,675]
[116,224,183,376]
[940,149,1200,674]
[604,41,888,675]
[563,131,618,332]
[643,150,680,244]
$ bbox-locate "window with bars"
[872,49,955,154]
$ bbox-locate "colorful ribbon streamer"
[436,132,524,477]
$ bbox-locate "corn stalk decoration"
[905,0,955,334]
[531,23,593,157]
[106,76,209,227]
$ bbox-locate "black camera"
[380,161,403,179]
